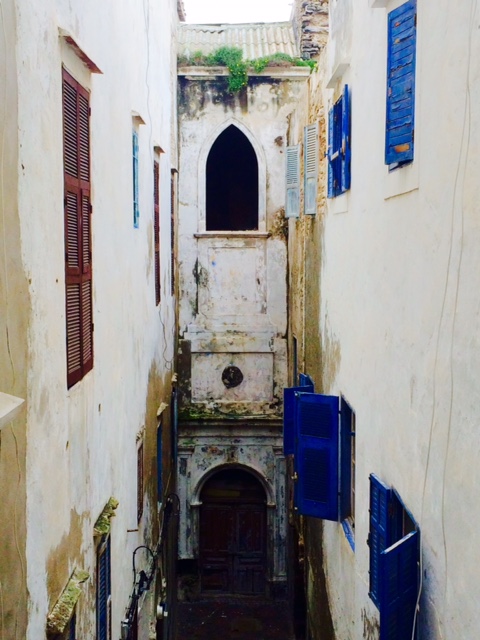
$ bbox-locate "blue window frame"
[328,85,351,198]
[97,535,111,640]
[132,130,139,227]
[385,0,417,167]
[368,474,420,640]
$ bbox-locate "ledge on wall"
[46,569,89,637]
[0,392,25,429]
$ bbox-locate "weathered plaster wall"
[0,2,29,638]
[177,74,309,421]
[177,426,287,588]
[290,0,480,638]
[8,0,179,637]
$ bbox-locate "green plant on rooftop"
[178,46,316,93]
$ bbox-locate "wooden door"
[199,470,266,595]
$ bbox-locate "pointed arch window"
[206,125,259,231]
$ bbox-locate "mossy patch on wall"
[93,497,119,537]
[46,569,89,636]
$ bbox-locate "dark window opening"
[206,125,258,231]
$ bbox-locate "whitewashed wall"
[12,0,179,636]
[317,0,480,638]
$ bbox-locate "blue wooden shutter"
[283,385,313,456]
[133,130,139,227]
[286,145,300,218]
[339,397,353,521]
[327,107,334,198]
[385,0,417,165]
[295,393,339,520]
[304,123,318,215]
[97,536,111,640]
[380,530,419,640]
[341,84,351,192]
[369,474,392,608]
[299,373,315,388]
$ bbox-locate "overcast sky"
[183,0,293,24]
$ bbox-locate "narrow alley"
[176,597,296,640]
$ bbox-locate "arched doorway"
[199,468,267,595]
[206,125,259,231]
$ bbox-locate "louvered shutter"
[285,145,300,218]
[154,160,161,305]
[304,124,318,215]
[299,373,314,388]
[385,0,417,165]
[133,131,139,227]
[63,69,93,389]
[380,530,419,640]
[283,385,313,456]
[341,84,351,192]
[97,536,111,640]
[295,393,339,520]
[339,397,353,521]
[327,108,334,198]
[68,614,76,640]
[369,474,392,608]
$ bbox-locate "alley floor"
[176,597,296,640]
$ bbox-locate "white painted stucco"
[0,0,180,637]
[298,0,480,638]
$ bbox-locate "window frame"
[304,123,318,215]
[328,84,351,198]
[385,0,417,168]
[62,68,93,389]
[368,474,420,640]
[288,390,355,526]
[137,440,144,522]
[132,129,140,227]
[285,145,300,218]
[154,159,161,305]
[96,535,111,640]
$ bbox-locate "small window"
[157,420,163,503]
[206,125,258,231]
[62,68,93,389]
[328,85,351,198]
[154,159,161,305]
[285,146,300,218]
[368,475,420,639]
[304,123,318,214]
[170,170,177,296]
[385,0,417,168]
[132,130,139,227]
[96,536,111,640]
[137,441,144,522]
[340,397,355,549]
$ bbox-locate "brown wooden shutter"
[170,171,176,297]
[63,68,93,388]
[154,160,160,305]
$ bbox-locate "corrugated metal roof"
[178,22,299,60]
